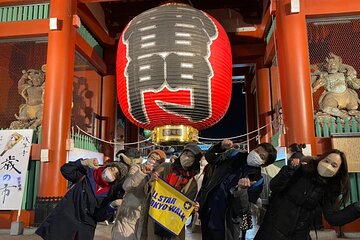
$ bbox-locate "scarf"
[93,167,110,195]
[165,166,198,191]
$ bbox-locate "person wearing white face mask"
[198,139,277,240]
[36,158,123,240]
[112,149,166,240]
[255,149,360,240]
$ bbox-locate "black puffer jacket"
[199,143,263,240]
[255,165,360,240]
[35,159,116,240]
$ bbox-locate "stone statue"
[10,66,46,129]
[311,53,360,119]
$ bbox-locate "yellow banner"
[149,178,195,235]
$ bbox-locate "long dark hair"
[317,149,349,206]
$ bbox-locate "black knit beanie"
[183,143,203,162]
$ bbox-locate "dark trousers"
[201,223,224,240]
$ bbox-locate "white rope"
[198,121,272,141]
[237,135,259,145]
[132,145,156,149]
[76,115,278,146]
[76,125,151,146]
[200,135,258,145]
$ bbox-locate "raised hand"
[193,202,200,212]
[142,163,154,174]
[150,171,160,182]
[238,178,256,189]
[221,139,233,150]
[81,158,99,169]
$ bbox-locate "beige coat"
[112,164,148,240]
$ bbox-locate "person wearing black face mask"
[255,149,360,240]
[140,143,202,240]
[198,139,277,240]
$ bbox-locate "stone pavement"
[0,223,359,240]
[0,223,201,240]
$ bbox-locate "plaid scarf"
[165,166,198,191]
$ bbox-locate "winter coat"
[140,162,198,240]
[35,159,115,240]
[112,164,149,240]
[255,165,360,240]
[199,143,263,240]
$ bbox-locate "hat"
[124,148,140,159]
[113,162,129,181]
[148,149,166,163]
[183,143,202,161]
[119,148,142,166]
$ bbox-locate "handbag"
[239,211,253,231]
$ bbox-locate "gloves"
[81,158,99,169]
[221,139,233,150]
[289,158,301,170]
[110,199,123,209]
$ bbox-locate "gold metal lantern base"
[152,125,198,145]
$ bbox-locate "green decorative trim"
[271,131,280,147]
[266,17,276,44]
[0,3,49,22]
[0,4,103,60]
[314,116,360,137]
[71,132,101,152]
[349,173,360,204]
[77,24,104,58]
[21,168,29,209]
[33,160,40,209]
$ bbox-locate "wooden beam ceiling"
[99,0,264,37]
[78,0,267,74]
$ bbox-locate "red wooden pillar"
[276,0,316,154]
[256,66,273,143]
[101,75,116,158]
[245,76,257,151]
[38,0,77,198]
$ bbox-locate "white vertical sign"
[0,129,33,210]
[291,0,300,13]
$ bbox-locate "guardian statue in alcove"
[311,53,360,119]
[10,65,46,129]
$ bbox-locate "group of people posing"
[35,139,360,240]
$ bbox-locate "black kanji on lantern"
[123,5,218,124]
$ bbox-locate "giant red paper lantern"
[117,3,232,144]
